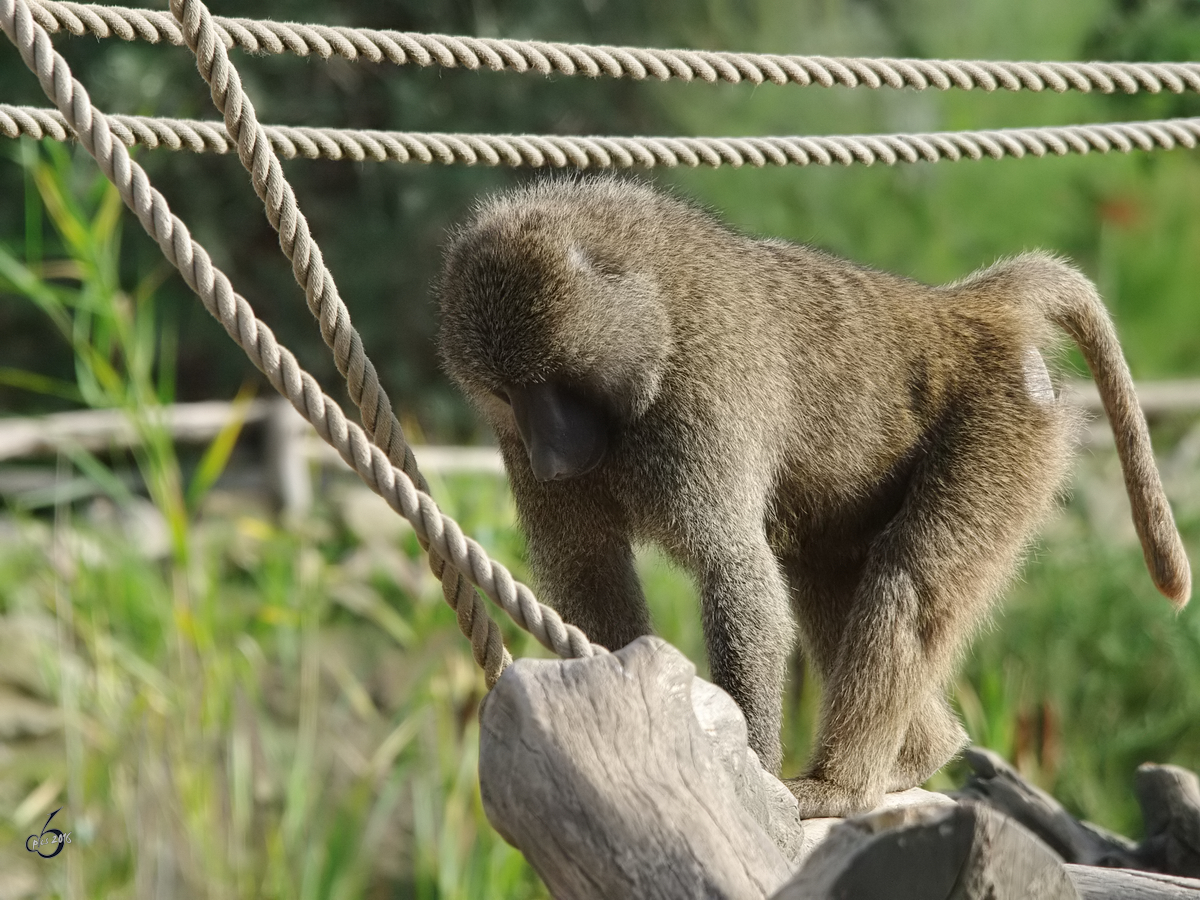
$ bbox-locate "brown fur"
[437,177,1191,817]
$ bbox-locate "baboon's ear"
[507,381,609,482]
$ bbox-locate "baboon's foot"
[785,775,880,819]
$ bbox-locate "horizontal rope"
[26,0,1200,94]
[4,104,1199,168]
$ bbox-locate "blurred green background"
[1,0,1199,896]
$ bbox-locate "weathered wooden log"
[688,674,807,863]
[777,799,1200,899]
[956,746,1142,867]
[1136,764,1200,878]
[795,785,955,863]
[776,800,1079,900]
[959,746,1200,884]
[1067,866,1200,898]
[478,635,803,900]
[478,635,1200,898]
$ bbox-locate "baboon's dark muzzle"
[508,381,608,482]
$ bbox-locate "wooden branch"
[688,674,808,864]
[955,747,1142,867]
[959,747,1200,887]
[6,379,1200,468]
[0,400,273,461]
[1063,379,1200,417]
[795,786,955,863]
[0,399,504,472]
[775,801,1079,900]
[774,800,1200,899]
[266,398,312,518]
[1067,866,1200,899]
[1135,764,1200,878]
[477,635,803,900]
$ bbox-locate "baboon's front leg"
[698,535,796,776]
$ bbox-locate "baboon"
[437,177,1191,817]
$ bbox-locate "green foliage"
[951,510,1200,834]
[657,0,1200,382]
[0,0,693,429]
[0,145,267,561]
[0,492,551,899]
[7,464,1196,896]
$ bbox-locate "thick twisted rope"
[5,103,1200,168]
[2,0,604,675]
[25,0,1200,94]
[161,0,512,686]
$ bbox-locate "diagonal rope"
[25,0,1200,94]
[162,0,512,687]
[1,0,604,677]
[4,103,1200,168]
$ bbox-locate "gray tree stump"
[478,635,804,900]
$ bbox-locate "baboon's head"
[437,179,674,482]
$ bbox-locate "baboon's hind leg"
[886,693,968,792]
[787,402,1068,818]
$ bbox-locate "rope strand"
[165,0,511,685]
[4,104,1198,168]
[25,0,1200,94]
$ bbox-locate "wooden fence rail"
[1,378,1197,462]
[1,380,1197,513]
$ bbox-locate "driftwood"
[1136,763,1200,878]
[477,635,1200,899]
[795,785,955,862]
[960,746,1200,881]
[776,800,1200,899]
[956,747,1143,867]
[778,801,1078,899]
[478,636,801,899]
[1067,867,1200,899]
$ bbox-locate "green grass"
[0,140,548,898]
[5,464,1196,897]
[0,480,553,899]
[950,509,1200,834]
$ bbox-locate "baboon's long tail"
[1029,253,1191,608]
